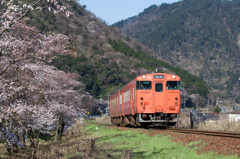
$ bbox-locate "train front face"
[136,73,181,126]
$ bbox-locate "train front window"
[166,81,181,90]
[136,81,152,90]
[155,83,163,92]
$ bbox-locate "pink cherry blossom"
[0,0,73,35]
[0,0,86,149]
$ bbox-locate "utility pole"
[106,94,110,115]
[100,95,103,104]
[89,96,92,116]
[184,97,186,109]
[196,98,198,111]
[207,99,209,113]
[211,99,214,113]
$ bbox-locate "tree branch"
[0,58,26,76]
[0,0,41,36]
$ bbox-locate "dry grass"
[0,119,91,159]
[0,119,131,159]
[95,115,112,125]
[198,116,240,132]
[66,119,87,135]
[175,111,191,129]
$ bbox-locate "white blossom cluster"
[0,0,73,33]
[0,63,87,147]
[0,19,87,148]
[0,20,70,75]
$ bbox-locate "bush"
[214,106,221,113]
[95,115,112,125]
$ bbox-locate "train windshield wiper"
[168,83,173,92]
[141,83,146,92]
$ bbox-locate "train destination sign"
[154,75,164,79]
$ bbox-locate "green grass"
[84,123,239,159]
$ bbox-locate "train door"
[166,81,181,113]
[153,82,164,112]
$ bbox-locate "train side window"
[120,94,122,105]
[133,86,134,100]
[124,89,130,103]
[155,83,163,92]
[112,98,116,107]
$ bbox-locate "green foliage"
[226,73,240,91]
[214,106,221,113]
[50,55,135,98]
[26,0,85,35]
[139,5,158,16]
[235,96,240,104]
[107,38,209,97]
[24,0,212,100]
[99,58,109,64]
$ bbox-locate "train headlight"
[172,75,176,79]
[142,75,146,79]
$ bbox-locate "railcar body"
[109,73,181,127]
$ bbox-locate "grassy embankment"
[85,120,238,159]
[0,118,239,158]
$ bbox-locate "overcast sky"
[79,0,180,25]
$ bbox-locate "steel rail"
[167,128,240,138]
[91,122,240,139]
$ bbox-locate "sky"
[79,0,180,25]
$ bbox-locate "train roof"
[110,73,180,97]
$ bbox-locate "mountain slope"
[114,0,240,104]
[24,0,211,107]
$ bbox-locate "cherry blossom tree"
[0,19,87,154]
[0,0,88,155]
[0,22,72,150]
[0,0,73,35]
[0,19,70,75]
[1,63,88,152]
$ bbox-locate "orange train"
[109,73,181,127]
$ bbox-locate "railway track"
[91,121,240,139]
[166,128,240,139]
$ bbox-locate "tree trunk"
[28,128,35,148]
[3,135,11,155]
[58,116,65,140]
[31,148,37,159]
[55,116,60,141]
[13,131,19,153]
[55,115,65,141]
[2,131,11,154]
[36,129,40,147]
[13,143,18,153]
[22,129,26,148]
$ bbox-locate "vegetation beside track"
[0,119,239,158]
[85,120,238,159]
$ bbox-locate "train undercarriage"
[111,113,178,127]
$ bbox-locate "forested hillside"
[22,0,211,104]
[114,0,240,104]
